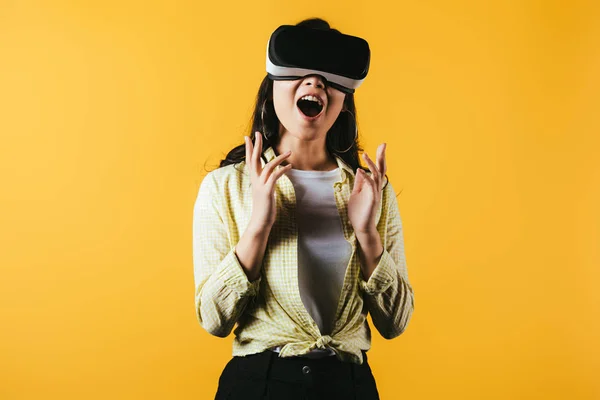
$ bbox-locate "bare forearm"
[234,224,271,282]
[356,230,384,280]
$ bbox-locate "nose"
[302,74,326,89]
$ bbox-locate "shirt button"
[302,365,311,375]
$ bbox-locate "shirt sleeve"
[358,181,415,339]
[193,172,261,337]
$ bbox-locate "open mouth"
[297,97,324,118]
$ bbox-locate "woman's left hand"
[348,143,387,235]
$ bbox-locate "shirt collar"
[262,145,354,181]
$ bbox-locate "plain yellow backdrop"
[1,0,599,399]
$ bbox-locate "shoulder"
[382,177,394,199]
[202,161,247,184]
[199,162,248,199]
[381,178,403,226]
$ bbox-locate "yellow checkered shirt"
[193,145,415,365]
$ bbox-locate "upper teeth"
[300,95,322,106]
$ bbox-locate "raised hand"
[245,132,293,234]
[348,143,387,235]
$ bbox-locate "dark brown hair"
[205,17,389,191]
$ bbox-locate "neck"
[275,132,338,171]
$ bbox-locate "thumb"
[353,169,366,194]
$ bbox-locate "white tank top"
[287,165,353,329]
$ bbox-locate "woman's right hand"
[245,132,293,234]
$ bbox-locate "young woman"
[193,18,415,400]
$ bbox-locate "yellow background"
[1,0,598,399]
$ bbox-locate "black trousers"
[214,350,380,400]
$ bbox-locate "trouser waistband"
[233,350,371,386]
[269,345,336,359]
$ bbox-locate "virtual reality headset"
[266,24,370,94]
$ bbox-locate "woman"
[193,18,415,400]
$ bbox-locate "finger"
[266,162,293,189]
[358,169,379,199]
[376,143,387,190]
[361,169,377,190]
[262,150,292,183]
[245,136,253,175]
[362,152,380,188]
[253,132,262,175]
[377,143,387,175]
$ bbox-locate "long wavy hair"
[206,17,390,192]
